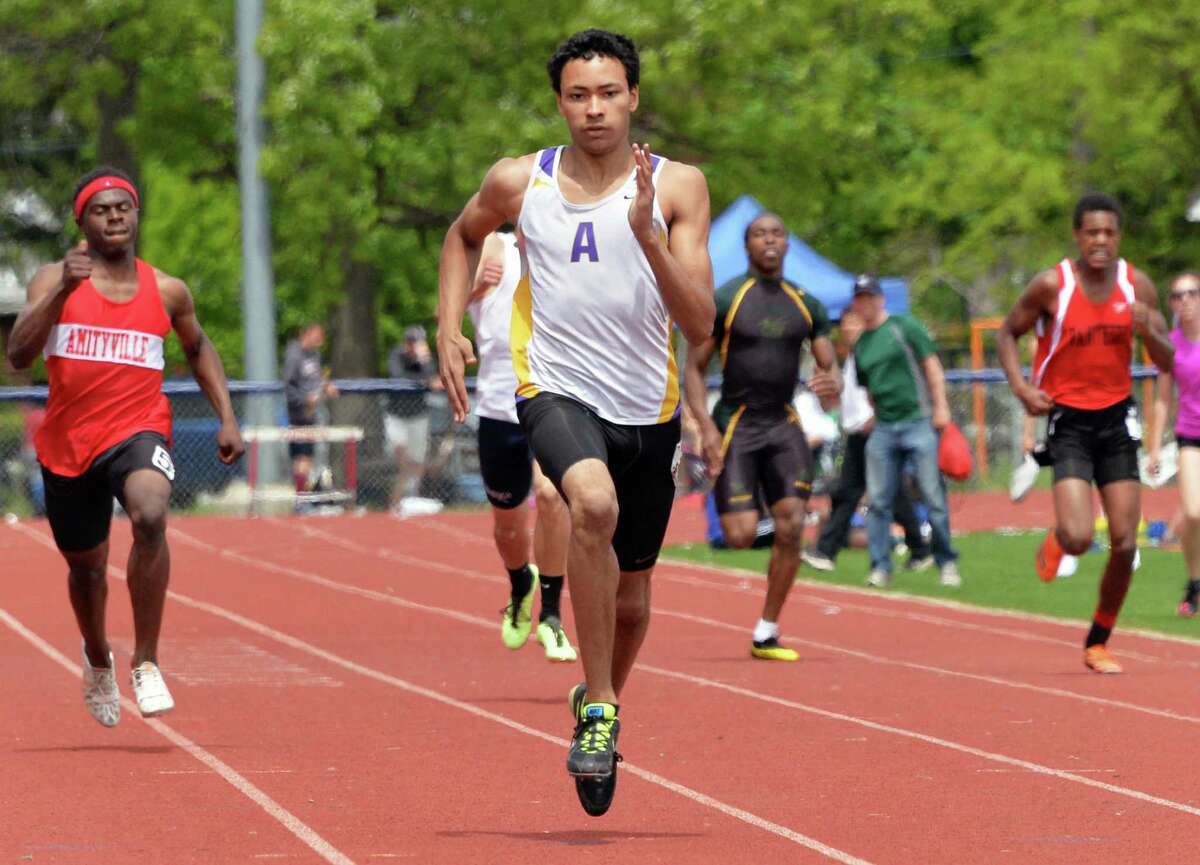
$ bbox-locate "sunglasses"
[1170,288,1200,301]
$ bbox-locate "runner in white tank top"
[436,30,714,817]
[467,231,522,425]
[513,146,677,424]
[466,231,576,663]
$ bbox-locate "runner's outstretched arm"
[1132,271,1173,373]
[628,147,714,345]
[683,338,723,478]
[8,244,89,369]
[163,276,244,465]
[997,271,1057,416]
[437,156,532,422]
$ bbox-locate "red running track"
[2,508,1199,864]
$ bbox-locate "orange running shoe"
[1035,531,1064,583]
[1083,645,1123,674]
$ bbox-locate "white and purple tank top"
[510,145,679,425]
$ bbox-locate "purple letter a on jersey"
[571,222,598,262]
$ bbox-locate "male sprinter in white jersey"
[468,231,576,662]
[437,30,714,816]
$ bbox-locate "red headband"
[73,176,140,222]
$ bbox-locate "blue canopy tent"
[708,194,908,319]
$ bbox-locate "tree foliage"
[3,0,1199,378]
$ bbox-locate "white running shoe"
[801,550,836,572]
[81,646,120,728]
[906,554,936,573]
[939,561,962,587]
[130,661,175,717]
[534,615,578,663]
[866,569,892,588]
[1009,454,1040,503]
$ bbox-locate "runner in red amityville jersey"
[997,192,1173,674]
[6,167,244,724]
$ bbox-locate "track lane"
[137,515,1200,864]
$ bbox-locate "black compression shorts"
[477,416,533,509]
[517,392,680,572]
[712,403,813,514]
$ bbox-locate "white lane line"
[257,522,1200,726]
[0,607,356,865]
[167,527,495,627]
[362,514,1200,657]
[9,523,873,865]
[635,662,1200,818]
[163,522,1200,820]
[652,607,1200,726]
[660,556,1200,651]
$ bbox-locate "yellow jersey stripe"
[657,320,680,423]
[719,404,747,457]
[780,281,813,327]
[719,279,757,369]
[510,271,540,399]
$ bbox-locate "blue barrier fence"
[0,366,1165,516]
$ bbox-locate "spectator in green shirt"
[851,274,960,588]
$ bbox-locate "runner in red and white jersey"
[6,166,244,726]
[997,192,1173,674]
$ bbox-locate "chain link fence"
[0,380,482,517]
[0,369,1162,518]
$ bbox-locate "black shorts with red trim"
[712,401,812,515]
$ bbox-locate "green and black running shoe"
[568,682,589,721]
[566,691,622,816]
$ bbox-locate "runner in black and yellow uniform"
[684,212,840,660]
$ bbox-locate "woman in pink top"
[1150,272,1200,616]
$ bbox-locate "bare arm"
[7,242,92,369]
[631,151,715,346]
[437,155,532,423]
[807,335,842,409]
[921,353,951,429]
[683,337,723,478]
[466,232,507,306]
[1132,271,1173,373]
[162,275,244,465]
[1022,413,1037,454]
[996,270,1057,415]
[1148,369,1173,471]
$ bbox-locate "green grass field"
[663,531,1200,641]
